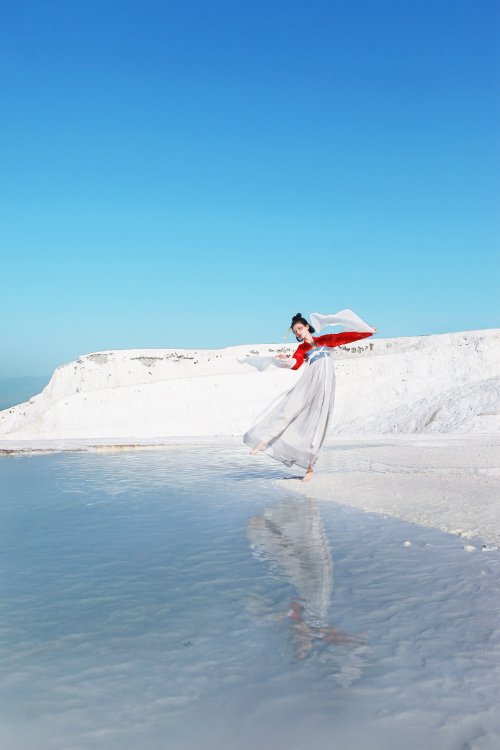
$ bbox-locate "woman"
[243,309,376,482]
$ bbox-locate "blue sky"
[1,0,498,379]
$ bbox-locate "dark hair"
[290,312,315,341]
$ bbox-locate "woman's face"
[292,322,310,341]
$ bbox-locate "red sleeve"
[316,331,373,349]
[290,343,308,370]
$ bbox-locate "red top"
[290,331,373,370]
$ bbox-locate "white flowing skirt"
[243,353,336,469]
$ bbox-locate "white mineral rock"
[0,329,499,441]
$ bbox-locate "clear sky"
[1,0,498,379]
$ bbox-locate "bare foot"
[250,441,267,455]
[302,467,314,482]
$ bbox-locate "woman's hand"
[274,353,296,369]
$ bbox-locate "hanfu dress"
[242,309,375,470]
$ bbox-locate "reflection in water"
[247,497,363,660]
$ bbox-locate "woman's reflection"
[247,497,363,660]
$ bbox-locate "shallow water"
[1,445,499,750]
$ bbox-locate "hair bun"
[295,312,302,317]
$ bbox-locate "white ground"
[278,433,500,545]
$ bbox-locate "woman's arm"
[275,344,307,370]
[289,344,307,369]
[317,331,373,349]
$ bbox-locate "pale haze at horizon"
[1,0,498,382]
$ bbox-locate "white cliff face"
[0,330,499,441]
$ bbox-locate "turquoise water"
[1,445,499,750]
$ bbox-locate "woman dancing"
[243,309,376,482]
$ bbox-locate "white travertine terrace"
[0,329,499,441]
